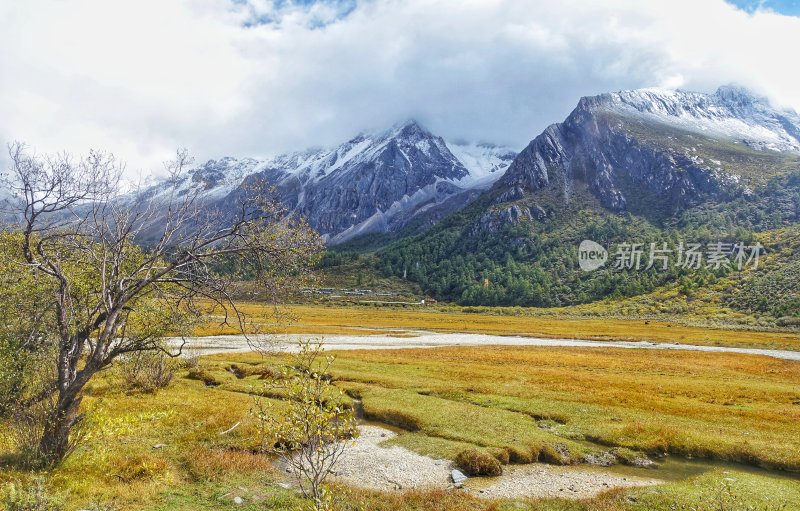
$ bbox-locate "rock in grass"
[233,496,244,505]
[451,468,468,487]
[583,451,615,466]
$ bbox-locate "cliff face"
[491,86,800,222]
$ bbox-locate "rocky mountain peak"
[713,84,764,108]
[493,86,800,223]
[573,86,800,152]
[391,119,428,139]
[131,119,517,246]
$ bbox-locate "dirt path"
[169,332,800,361]
[324,425,661,499]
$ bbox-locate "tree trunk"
[38,388,83,466]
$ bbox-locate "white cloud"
[1,0,798,176]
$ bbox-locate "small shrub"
[455,449,503,476]
[777,316,800,327]
[1,478,64,511]
[7,404,50,468]
[1,345,77,469]
[186,369,221,387]
[181,349,201,369]
[7,396,85,469]
[252,341,358,511]
[118,351,175,393]
[0,338,30,419]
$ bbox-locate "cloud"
[1,0,799,176]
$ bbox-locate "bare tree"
[1,142,323,465]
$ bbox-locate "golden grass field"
[230,345,800,472]
[2,341,798,511]
[194,302,800,351]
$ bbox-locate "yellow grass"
[2,346,799,510]
[220,345,800,472]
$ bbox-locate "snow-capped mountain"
[582,85,800,152]
[489,86,800,226]
[135,120,516,244]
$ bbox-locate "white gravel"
[169,332,800,361]
[331,425,452,491]
[321,425,662,499]
[467,464,661,500]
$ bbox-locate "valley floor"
[196,302,800,351]
[2,307,799,510]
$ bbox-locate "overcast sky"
[1,0,799,176]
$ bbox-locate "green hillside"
[320,168,800,325]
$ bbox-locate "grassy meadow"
[1,342,798,510]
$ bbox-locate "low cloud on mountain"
[1,0,799,175]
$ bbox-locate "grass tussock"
[226,363,282,380]
[184,447,274,482]
[455,449,503,476]
[113,452,170,483]
[185,368,221,387]
[489,447,510,465]
[610,447,649,467]
[364,408,422,432]
[505,445,538,464]
[537,443,573,465]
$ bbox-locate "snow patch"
[446,142,517,187]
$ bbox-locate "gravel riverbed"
[320,425,662,499]
[170,332,800,361]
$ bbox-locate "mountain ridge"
[490,85,800,223]
[135,119,517,244]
